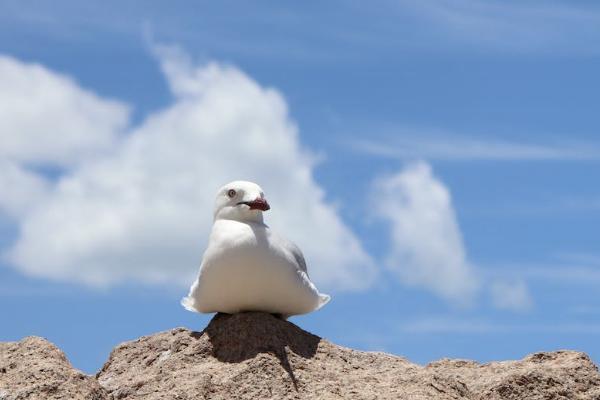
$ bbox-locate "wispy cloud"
[354,134,600,162]
[405,0,600,53]
[4,1,600,63]
[484,261,600,286]
[518,266,600,285]
[556,252,600,266]
[463,196,600,218]
[399,316,600,334]
[0,282,73,297]
[555,198,600,213]
[490,278,533,312]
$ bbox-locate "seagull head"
[213,181,270,222]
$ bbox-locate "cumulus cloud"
[490,278,534,312]
[0,55,129,166]
[0,160,49,219]
[2,47,376,291]
[372,161,479,306]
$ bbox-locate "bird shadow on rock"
[190,312,320,391]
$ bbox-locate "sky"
[1,0,600,374]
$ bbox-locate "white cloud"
[0,160,49,219]
[0,55,129,166]
[3,47,376,291]
[372,161,479,306]
[354,134,600,161]
[490,278,533,312]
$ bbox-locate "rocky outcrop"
[97,313,600,399]
[2,312,600,399]
[0,336,108,400]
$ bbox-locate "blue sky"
[1,1,600,374]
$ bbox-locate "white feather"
[182,181,330,317]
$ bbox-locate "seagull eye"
[227,189,236,198]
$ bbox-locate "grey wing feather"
[275,234,309,276]
[289,242,308,275]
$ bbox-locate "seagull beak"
[239,198,270,211]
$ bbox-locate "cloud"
[372,161,479,306]
[398,316,600,334]
[406,0,600,53]
[399,317,500,334]
[557,252,600,266]
[2,47,376,291]
[0,160,49,219]
[354,134,600,162]
[0,55,129,166]
[493,264,600,286]
[490,278,533,312]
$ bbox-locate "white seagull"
[182,181,330,318]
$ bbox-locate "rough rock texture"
[0,336,108,400]
[428,352,600,399]
[1,313,598,399]
[96,312,600,400]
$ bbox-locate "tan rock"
[96,312,600,399]
[0,336,108,400]
[2,313,598,399]
[428,351,600,400]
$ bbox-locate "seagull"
[182,181,330,318]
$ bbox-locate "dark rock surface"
[2,312,599,399]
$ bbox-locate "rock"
[427,352,600,400]
[0,336,108,400]
[96,312,600,400]
[2,313,598,399]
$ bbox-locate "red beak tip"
[247,198,270,211]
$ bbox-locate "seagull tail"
[316,293,331,310]
[180,296,199,313]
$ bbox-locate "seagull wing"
[270,232,309,276]
[287,240,308,276]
